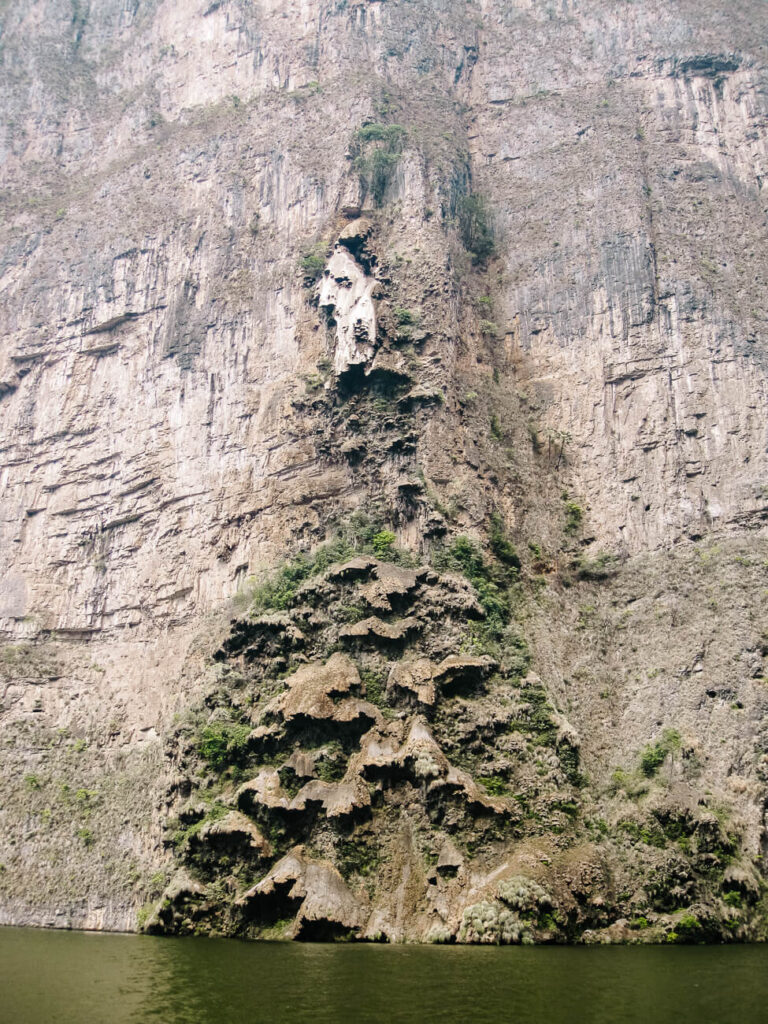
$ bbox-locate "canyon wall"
[0,0,766,941]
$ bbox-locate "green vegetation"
[77,827,94,847]
[489,513,521,573]
[315,742,347,783]
[170,803,228,851]
[479,319,500,337]
[394,307,418,327]
[509,684,557,745]
[248,514,413,614]
[197,721,251,771]
[575,553,618,581]
[618,819,666,848]
[673,914,703,942]
[557,743,585,788]
[337,602,366,623]
[478,775,509,796]
[456,194,496,263]
[337,836,380,879]
[563,496,584,535]
[298,241,327,281]
[640,729,681,778]
[434,536,511,638]
[353,123,407,206]
[360,668,388,710]
[490,414,503,440]
[24,774,41,790]
[372,530,396,557]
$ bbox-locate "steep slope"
[0,0,766,941]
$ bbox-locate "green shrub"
[77,827,94,847]
[337,603,366,623]
[489,513,521,573]
[197,721,251,771]
[640,743,667,778]
[490,414,502,440]
[618,818,665,848]
[372,530,396,557]
[251,553,320,611]
[299,242,327,280]
[639,729,681,778]
[337,836,380,878]
[360,669,388,709]
[458,901,531,944]
[315,742,347,783]
[353,123,406,206]
[557,743,584,787]
[355,122,406,145]
[137,903,155,931]
[24,774,41,790]
[455,194,496,263]
[435,536,511,639]
[563,499,584,535]
[676,914,702,940]
[248,515,415,615]
[394,307,418,326]
[478,775,508,796]
[575,553,618,581]
[497,877,552,917]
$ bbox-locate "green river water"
[1,927,767,1024]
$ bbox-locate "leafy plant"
[299,242,327,281]
[353,123,407,206]
[360,668,388,709]
[337,836,380,879]
[315,742,347,783]
[563,496,584,535]
[639,729,681,778]
[575,553,618,581]
[489,513,521,573]
[77,827,94,847]
[455,194,496,263]
[394,307,418,327]
[248,515,415,614]
[197,721,251,771]
[372,530,396,557]
[434,536,511,638]
[478,775,509,796]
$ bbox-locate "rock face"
[0,0,767,942]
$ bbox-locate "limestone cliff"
[0,0,767,943]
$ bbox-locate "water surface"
[2,927,767,1024]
